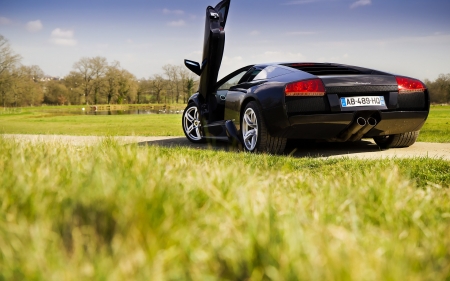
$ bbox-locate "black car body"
[182,0,429,153]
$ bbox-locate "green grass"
[418,105,450,142]
[0,106,184,136]
[1,105,449,142]
[1,137,449,280]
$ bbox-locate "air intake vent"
[284,63,363,76]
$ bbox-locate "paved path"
[3,134,450,160]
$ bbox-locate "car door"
[198,0,230,100]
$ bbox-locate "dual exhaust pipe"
[338,116,378,142]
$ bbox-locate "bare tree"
[150,74,166,104]
[90,56,108,104]
[0,35,21,75]
[0,35,22,107]
[163,64,182,103]
[73,57,94,105]
[73,56,107,105]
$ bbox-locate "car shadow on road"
[138,137,383,158]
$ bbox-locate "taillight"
[396,76,426,93]
[285,79,326,96]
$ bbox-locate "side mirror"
[184,59,202,76]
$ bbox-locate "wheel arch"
[240,96,259,123]
[187,93,202,108]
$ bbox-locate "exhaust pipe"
[337,117,366,142]
[349,117,377,142]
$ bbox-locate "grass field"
[1,105,449,142]
[0,105,185,136]
[417,105,450,142]
[1,137,449,280]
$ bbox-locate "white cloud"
[168,20,186,27]
[26,20,43,32]
[0,16,11,25]
[50,28,77,46]
[51,38,77,46]
[163,8,184,15]
[51,28,73,38]
[350,0,372,9]
[250,30,260,36]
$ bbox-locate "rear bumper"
[277,110,429,139]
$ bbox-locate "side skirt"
[202,120,244,146]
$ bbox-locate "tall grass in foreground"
[0,138,449,280]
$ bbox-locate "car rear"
[278,63,429,141]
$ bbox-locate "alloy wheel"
[242,107,258,151]
[183,106,202,141]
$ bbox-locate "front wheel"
[241,101,286,154]
[373,131,419,149]
[182,104,204,143]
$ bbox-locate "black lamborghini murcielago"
[182,0,430,154]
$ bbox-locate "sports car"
[182,0,430,154]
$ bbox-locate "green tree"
[117,69,137,104]
[19,65,44,106]
[425,73,450,104]
[136,78,152,104]
[64,71,84,104]
[45,81,69,105]
[178,66,196,103]
[104,61,121,104]
[185,77,195,102]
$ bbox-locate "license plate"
[340,96,385,107]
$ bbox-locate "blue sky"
[1,0,449,81]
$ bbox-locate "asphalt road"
[3,134,450,160]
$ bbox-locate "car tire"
[182,104,205,143]
[373,131,419,149]
[241,101,286,154]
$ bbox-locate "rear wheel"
[182,104,204,143]
[373,131,419,149]
[241,101,286,154]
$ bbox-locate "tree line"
[424,74,450,104]
[0,34,197,107]
[1,34,450,107]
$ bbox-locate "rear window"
[283,63,362,76]
[253,65,293,80]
